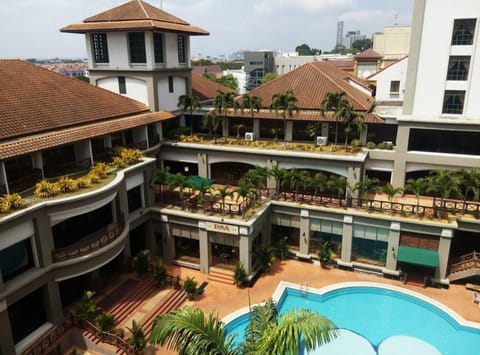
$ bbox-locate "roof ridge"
[137,0,149,18]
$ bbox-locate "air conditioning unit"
[316,136,328,146]
[245,132,255,141]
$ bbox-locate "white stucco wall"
[96,76,148,105]
[157,76,187,111]
[369,57,408,102]
[410,0,480,119]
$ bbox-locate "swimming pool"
[223,282,480,355]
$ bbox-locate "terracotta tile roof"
[0,111,174,160]
[61,0,208,35]
[191,73,235,101]
[247,61,375,112]
[0,60,151,141]
[225,109,383,124]
[355,49,383,59]
[191,65,223,77]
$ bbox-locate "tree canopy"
[261,72,278,84]
[203,72,238,92]
[295,43,322,56]
[352,38,373,52]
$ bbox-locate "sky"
[0,0,413,60]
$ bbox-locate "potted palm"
[183,277,198,300]
[233,261,248,288]
[318,241,333,268]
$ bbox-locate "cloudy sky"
[1,0,413,59]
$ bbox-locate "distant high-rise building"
[336,21,344,46]
[343,30,365,49]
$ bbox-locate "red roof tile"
[247,61,375,111]
[0,111,174,160]
[191,74,235,101]
[355,49,382,59]
[0,60,151,141]
[61,0,208,35]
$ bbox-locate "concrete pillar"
[299,210,310,257]
[197,152,208,178]
[145,220,156,258]
[0,303,15,355]
[44,279,63,325]
[198,228,209,273]
[360,128,368,145]
[386,222,401,273]
[156,122,163,141]
[34,210,55,266]
[339,215,353,266]
[222,118,230,137]
[391,125,410,188]
[285,121,293,141]
[32,152,44,179]
[347,166,361,199]
[253,119,260,138]
[321,123,329,138]
[266,159,276,190]
[179,114,186,127]
[435,229,453,284]
[161,220,173,264]
[239,234,252,274]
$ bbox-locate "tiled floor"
[154,259,480,353]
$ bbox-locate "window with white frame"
[389,80,400,96]
[91,33,109,63]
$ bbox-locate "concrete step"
[208,268,234,285]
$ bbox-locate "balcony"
[52,223,123,263]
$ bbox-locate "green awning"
[188,176,215,189]
[397,246,439,268]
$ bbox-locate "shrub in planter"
[366,141,376,149]
[34,180,61,198]
[132,251,150,276]
[113,156,129,169]
[153,263,168,287]
[386,142,394,150]
[0,193,24,213]
[95,312,116,333]
[90,162,109,179]
[76,290,99,322]
[318,241,333,267]
[87,171,100,184]
[275,236,289,260]
[127,320,146,352]
[182,276,198,300]
[376,142,386,150]
[57,176,79,193]
[76,176,92,188]
[233,262,248,288]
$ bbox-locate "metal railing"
[52,223,123,263]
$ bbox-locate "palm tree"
[150,302,337,355]
[353,176,380,208]
[233,124,246,139]
[214,90,236,139]
[244,167,269,199]
[241,93,263,120]
[459,168,480,214]
[270,90,299,146]
[169,173,193,206]
[383,183,404,214]
[202,110,222,142]
[286,168,309,201]
[320,91,349,147]
[405,177,428,216]
[196,178,211,207]
[212,185,234,215]
[428,169,462,217]
[268,165,287,199]
[327,175,347,200]
[236,178,255,216]
[309,172,328,199]
[151,166,170,204]
[178,95,201,136]
[341,103,366,150]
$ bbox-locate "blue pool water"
[224,285,480,355]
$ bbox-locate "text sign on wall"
[205,222,239,235]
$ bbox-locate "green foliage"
[261,72,278,84]
[352,38,373,51]
[318,241,333,265]
[305,122,324,138]
[366,141,376,149]
[233,262,248,287]
[217,74,239,91]
[220,62,244,71]
[127,320,146,351]
[76,290,99,322]
[167,126,190,140]
[34,180,61,198]
[386,142,394,150]
[183,277,198,299]
[57,176,79,193]
[76,176,92,188]
[95,312,116,333]
[132,251,150,275]
[90,162,109,179]
[376,142,386,149]
[112,147,143,168]
[254,246,275,274]
[0,193,24,213]
[153,263,168,287]
[295,43,322,55]
[275,236,289,260]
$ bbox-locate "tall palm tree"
[202,110,222,142]
[428,169,462,217]
[214,91,236,133]
[241,93,263,120]
[236,178,255,216]
[327,175,347,200]
[150,166,170,204]
[150,302,337,355]
[405,177,428,216]
[320,91,349,147]
[459,168,480,214]
[286,168,309,201]
[341,103,366,150]
[309,172,328,198]
[178,95,201,136]
[212,185,234,215]
[383,183,404,214]
[196,178,211,207]
[270,90,299,146]
[244,167,269,199]
[168,173,193,206]
[268,165,287,199]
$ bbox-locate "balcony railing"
[52,223,123,263]
[449,251,480,274]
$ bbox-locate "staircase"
[449,251,480,282]
[208,266,234,285]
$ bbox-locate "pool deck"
[157,259,480,354]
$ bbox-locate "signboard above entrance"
[205,222,239,235]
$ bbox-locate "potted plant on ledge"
[318,241,333,268]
